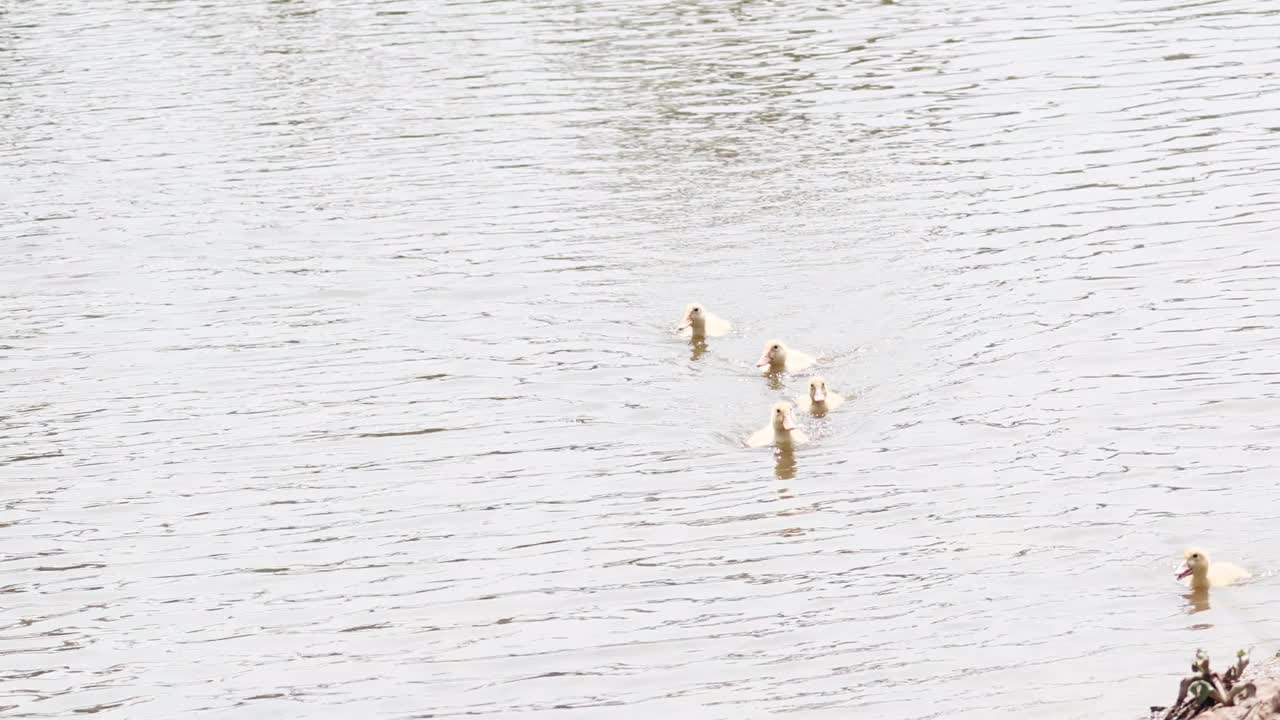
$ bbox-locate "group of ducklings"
[676,305,1255,600]
[676,302,843,450]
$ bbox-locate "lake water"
[3,1,1280,718]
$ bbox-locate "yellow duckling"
[796,375,845,414]
[755,339,816,374]
[1176,547,1250,589]
[747,401,809,448]
[676,303,731,338]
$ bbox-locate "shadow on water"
[762,370,784,391]
[773,444,796,481]
[1184,588,1211,614]
[688,337,708,361]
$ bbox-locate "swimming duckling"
[755,339,815,374]
[747,401,809,448]
[796,375,845,414]
[1176,547,1250,590]
[676,303,731,338]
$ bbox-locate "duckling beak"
[755,351,772,368]
[1176,563,1193,580]
[812,387,826,403]
[782,410,797,431]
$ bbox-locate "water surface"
[3,1,1280,718]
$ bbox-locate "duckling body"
[755,339,815,374]
[747,401,809,448]
[796,376,845,414]
[677,303,731,338]
[1177,547,1250,590]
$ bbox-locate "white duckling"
[747,401,809,448]
[676,303,731,338]
[1176,547,1250,590]
[755,339,816,374]
[796,375,845,414]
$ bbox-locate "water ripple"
[2,0,1280,718]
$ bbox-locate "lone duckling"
[1176,547,1250,589]
[747,401,809,448]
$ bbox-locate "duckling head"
[808,376,828,403]
[771,401,798,432]
[1177,547,1210,581]
[677,303,705,331]
[756,339,787,369]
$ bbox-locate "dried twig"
[1159,649,1255,720]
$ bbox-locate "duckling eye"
[772,345,780,350]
